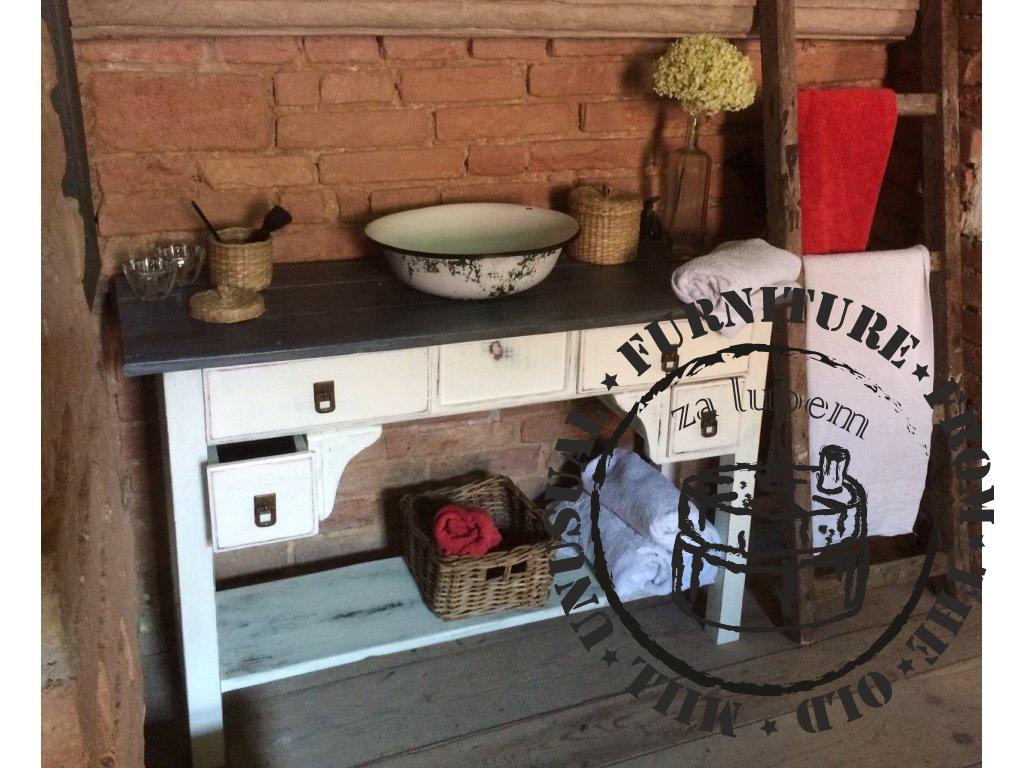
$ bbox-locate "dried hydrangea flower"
[653,35,756,116]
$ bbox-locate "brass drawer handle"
[661,345,680,373]
[313,380,335,414]
[699,408,718,438]
[254,493,277,528]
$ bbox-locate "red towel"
[433,504,503,557]
[797,88,897,255]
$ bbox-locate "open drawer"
[207,436,319,551]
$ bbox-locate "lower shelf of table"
[217,554,606,692]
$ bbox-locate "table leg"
[161,371,225,768]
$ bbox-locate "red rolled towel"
[433,505,503,557]
[797,87,898,255]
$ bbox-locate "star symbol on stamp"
[912,364,930,381]
[601,649,619,666]
[601,373,619,391]
[760,719,778,736]
[897,657,914,675]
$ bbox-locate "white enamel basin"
[364,203,579,299]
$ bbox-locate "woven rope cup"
[568,185,643,265]
[402,475,555,621]
[209,226,273,291]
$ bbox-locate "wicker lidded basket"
[568,184,643,265]
[402,475,555,621]
[209,227,273,291]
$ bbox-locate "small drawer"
[204,348,430,441]
[579,322,752,393]
[668,379,741,457]
[207,436,318,551]
[436,332,571,408]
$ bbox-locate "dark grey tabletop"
[115,248,684,377]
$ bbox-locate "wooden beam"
[920,0,970,590]
[897,92,940,116]
[67,0,919,41]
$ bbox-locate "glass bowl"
[121,256,180,301]
[155,243,206,286]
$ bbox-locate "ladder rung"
[897,93,939,116]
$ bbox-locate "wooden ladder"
[759,0,967,643]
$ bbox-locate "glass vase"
[667,114,711,259]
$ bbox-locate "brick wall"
[958,0,981,415]
[73,34,891,720]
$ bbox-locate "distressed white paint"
[436,332,572,407]
[307,426,384,520]
[217,555,606,692]
[202,347,431,442]
[207,442,318,551]
[162,371,225,768]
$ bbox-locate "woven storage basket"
[568,185,643,265]
[402,475,555,621]
[209,227,273,291]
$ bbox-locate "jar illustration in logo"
[672,444,869,633]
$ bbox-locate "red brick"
[214,542,290,581]
[961,237,981,272]
[119,422,155,462]
[370,186,440,214]
[321,496,384,532]
[548,39,669,58]
[277,110,431,149]
[467,144,529,176]
[528,61,652,96]
[795,42,888,85]
[274,71,320,106]
[279,188,335,224]
[320,147,465,183]
[198,155,315,189]
[529,138,648,171]
[959,17,981,50]
[75,38,205,64]
[470,38,548,60]
[214,36,301,64]
[383,419,514,459]
[963,269,981,307]
[962,126,982,165]
[321,69,396,104]
[89,73,272,152]
[333,189,371,222]
[382,37,468,59]
[441,181,555,207]
[271,224,370,262]
[960,51,981,86]
[430,445,541,479]
[94,154,198,194]
[293,527,390,564]
[582,99,690,133]
[963,308,981,345]
[399,65,525,103]
[100,191,274,236]
[304,36,381,63]
[336,459,431,499]
[435,102,576,140]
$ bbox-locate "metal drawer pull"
[699,408,718,438]
[253,493,277,528]
[313,380,336,414]
[661,345,680,373]
[489,340,504,360]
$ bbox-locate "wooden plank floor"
[145,583,981,767]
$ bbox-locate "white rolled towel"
[574,491,673,600]
[670,238,802,337]
[581,449,684,551]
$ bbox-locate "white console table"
[116,254,771,768]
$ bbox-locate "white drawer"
[668,379,741,456]
[579,322,752,393]
[204,348,430,441]
[207,436,318,551]
[436,332,572,408]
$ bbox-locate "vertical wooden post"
[759,0,817,642]
[920,0,970,584]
